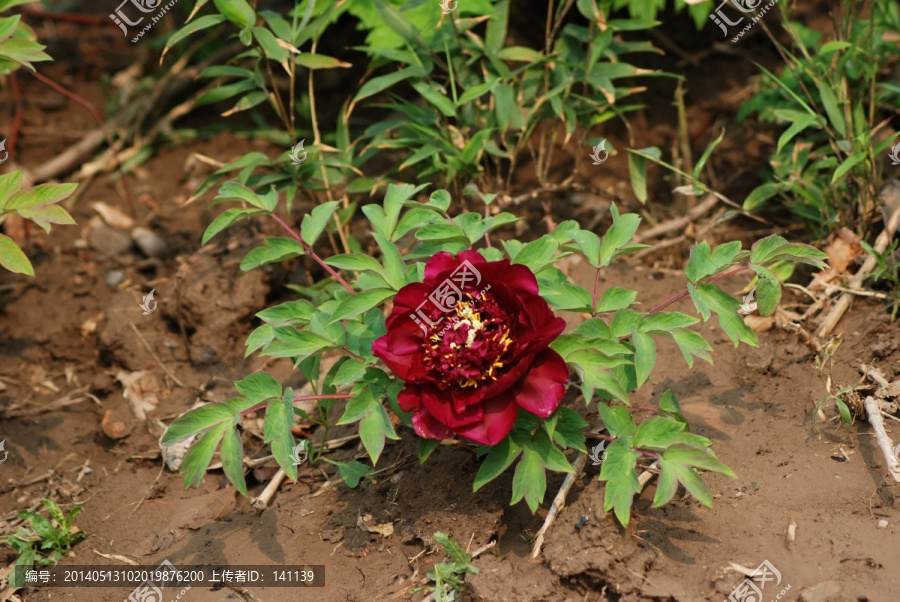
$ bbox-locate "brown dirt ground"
[2,3,900,602]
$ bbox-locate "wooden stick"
[632,194,719,244]
[864,396,900,482]
[531,452,586,559]
[817,190,900,339]
[251,468,287,510]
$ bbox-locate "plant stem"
[647,264,749,315]
[270,213,356,294]
[592,267,601,313]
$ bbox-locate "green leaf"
[599,208,640,266]
[638,312,699,333]
[240,237,304,271]
[694,283,758,347]
[416,223,468,244]
[300,200,340,246]
[354,65,426,103]
[337,386,377,425]
[595,287,637,313]
[332,358,367,387]
[325,253,386,275]
[473,436,523,492]
[597,402,636,443]
[684,240,741,284]
[202,208,265,244]
[419,439,439,463]
[359,402,398,465]
[428,189,452,212]
[161,402,234,445]
[411,80,455,116]
[598,439,641,526]
[551,407,588,452]
[631,329,656,387]
[652,457,679,507]
[666,445,736,478]
[263,328,333,361]
[328,459,374,488]
[220,426,248,496]
[743,182,780,211]
[215,181,271,210]
[373,232,407,290]
[633,416,685,450]
[832,152,866,184]
[627,150,651,203]
[532,430,574,474]
[569,229,601,267]
[182,422,229,489]
[5,182,77,210]
[816,79,845,136]
[328,289,394,323]
[235,372,282,404]
[0,232,33,275]
[264,389,298,480]
[776,114,820,154]
[510,446,545,513]
[512,236,558,272]
[751,265,781,316]
[658,391,683,415]
[670,328,713,367]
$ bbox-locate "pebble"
[106,270,125,288]
[878,519,888,529]
[132,227,167,258]
[88,225,132,257]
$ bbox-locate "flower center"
[422,291,514,388]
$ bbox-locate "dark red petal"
[421,385,483,429]
[454,392,519,445]
[412,409,453,440]
[372,328,426,381]
[497,263,540,296]
[397,385,422,412]
[513,349,569,418]
[423,251,459,283]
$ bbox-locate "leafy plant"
[413,532,480,602]
[0,0,52,75]
[0,171,77,276]
[3,499,86,589]
[860,239,900,320]
[161,181,827,526]
[737,0,900,237]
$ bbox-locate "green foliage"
[415,532,480,601]
[0,173,77,276]
[0,2,53,75]
[738,0,900,236]
[3,499,86,589]
[163,179,828,528]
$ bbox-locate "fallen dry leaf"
[809,228,863,290]
[357,514,394,537]
[91,201,134,230]
[116,370,161,420]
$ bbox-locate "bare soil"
[2,4,900,602]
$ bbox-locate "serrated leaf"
[598,439,641,526]
[235,372,282,404]
[597,402,636,442]
[633,416,686,450]
[182,422,229,489]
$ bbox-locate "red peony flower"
[373,250,569,445]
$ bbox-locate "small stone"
[106,270,125,288]
[132,227,167,258]
[88,225,132,257]
[878,519,889,529]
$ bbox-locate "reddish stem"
[28,70,136,217]
[270,213,356,294]
[591,267,601,312]
[647,265,749,315]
